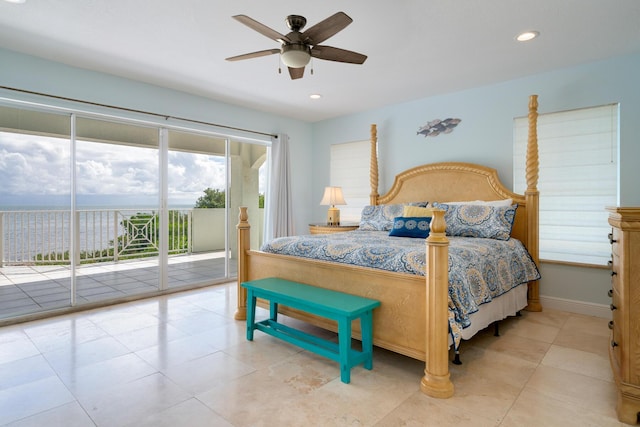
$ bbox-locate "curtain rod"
[0,85,278,138]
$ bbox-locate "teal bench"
[242,277,381,384]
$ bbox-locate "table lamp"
[320,186,346,225]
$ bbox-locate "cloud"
[168,151,226,195]
[0,132,230,206]
[0,133,71,195]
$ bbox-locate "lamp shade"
[320,186,346,206]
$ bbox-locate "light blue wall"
[0,47,314,234]
[311,52,640,308]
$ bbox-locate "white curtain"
[264,133,294,242]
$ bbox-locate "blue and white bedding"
[260,230,541,348]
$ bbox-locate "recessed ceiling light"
[310,94,322,100]
[516,31,539,42]
[3,0,27,3]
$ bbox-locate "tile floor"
[0,282,628,426]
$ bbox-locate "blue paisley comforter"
[261,230,541,348]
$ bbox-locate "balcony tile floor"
[0,253,235,322]
[0,282,624,426]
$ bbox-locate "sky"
[0,131,233,208]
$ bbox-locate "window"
[513,104,619,266]
[330,140,370,222]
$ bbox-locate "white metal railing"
[0,209,194,266]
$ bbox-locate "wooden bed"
[235,95,541,398]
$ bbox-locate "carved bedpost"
[525,94,542,312]
[235,206,250,320]
[421,209,454,398]
[369,124,380,205]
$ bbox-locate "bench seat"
[241,277,381,383]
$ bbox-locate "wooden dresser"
[607,206,640,425]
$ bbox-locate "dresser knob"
[608,289,613,298]
[611,340,618,348]
[608,259,613,267]
[611,303,617,311]
[608,233,617,244]
[611,271,617,277]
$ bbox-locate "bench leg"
[338,317,352,384]
[246,290,257,341]
[270,300,278,322]
[361,310,374,370]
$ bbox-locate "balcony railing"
[0,209,194,266]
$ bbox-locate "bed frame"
[235,95,541,398]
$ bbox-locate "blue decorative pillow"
[359,203,428,231]
[432,202,517,240]
[388,216,432,238]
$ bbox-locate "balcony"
[0,208,255,322]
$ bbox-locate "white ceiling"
[1,0,639,122]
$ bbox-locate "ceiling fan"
[225,12,367,80]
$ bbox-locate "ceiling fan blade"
[288,67,305,80]
[302,11,352,45]
[311,45,367,64]
[232,15,291,43]
[226,49,280,61]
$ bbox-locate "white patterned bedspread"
[260,230,541,347]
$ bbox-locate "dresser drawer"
[611,252,622,295]
[611,287,623,366]
[610,227,621,257]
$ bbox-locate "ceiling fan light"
[281,45,311,68]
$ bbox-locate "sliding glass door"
[0,101,269,322]
[166,132,267,288]
[0,106,72,317]
[166,130,228,288]
[74,117,160,301]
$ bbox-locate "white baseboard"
[539,295,611,319]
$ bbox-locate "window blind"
[513,104,619,266]
[330,140,370,222]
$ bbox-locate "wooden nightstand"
[309,223,359,235]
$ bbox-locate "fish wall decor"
[417,118,461,137]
